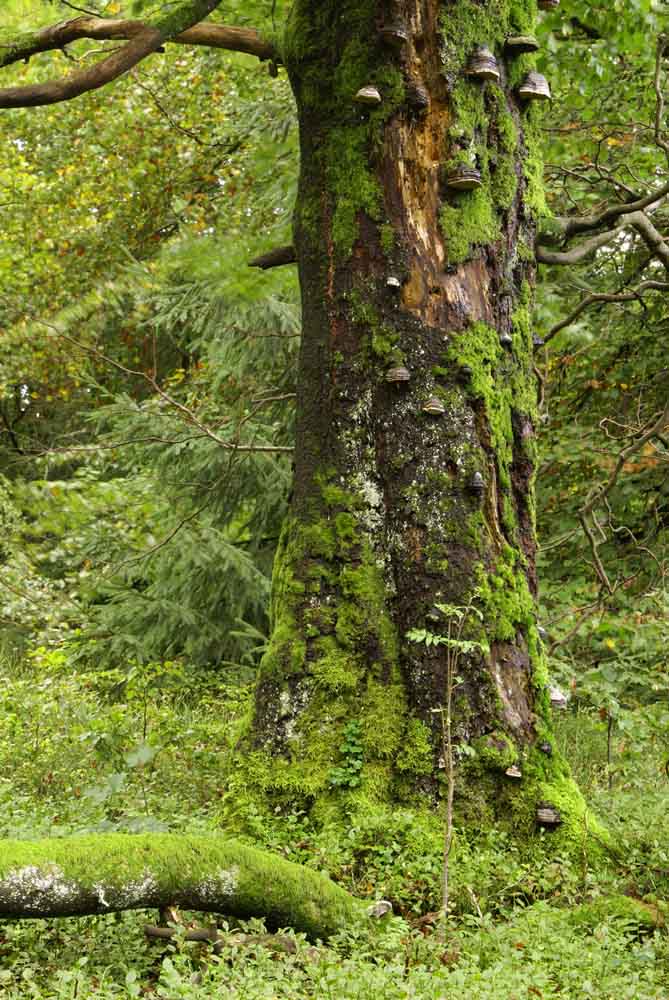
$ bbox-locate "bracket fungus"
[536,804,562,827]
[466,46,501,82]
[444,165,483,191]
[549,685,568,710]
[354,85,382,105]
[469,471,485,495]
[379,22,409,49]
[385,365,411,384]
[504,34,540,55]
[422,395,446,416]
[517,71,551,102]
[407,82,430,114]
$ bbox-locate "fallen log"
[0,833,368,939]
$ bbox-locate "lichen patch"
[197,866,239,902]
[1,864,76,911]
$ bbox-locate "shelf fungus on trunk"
[379,22,409,50]
[465,46,501,82]
[422,395,446,416]
[386,275,402,291]
[505,764,523,780]
[517,72,551,102]
[504,34,539,55]
[549,685,568,710]
[406,81,430,115]
[354,85,382,105]
[443,165,483,191]
[385,365,411,384]
[468,471,485,495]
[499,331,513,348]
[536,804,562,828]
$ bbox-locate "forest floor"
[0,653,667,999]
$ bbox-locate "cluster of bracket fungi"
[356,5,556,507]
[363,6,564,832]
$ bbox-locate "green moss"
[522,107,549,219]
[570,895,665,933]
[380,223,396,255]
[311,637,361,692]
[360,679,407,759]
[151,0,226,39]
[441,189,499,265]
[473,730,518,770]
[396,717,435,775]
[327,61,404,253]
[436,0,549,262]
[476,551,536,642]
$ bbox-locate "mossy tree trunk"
[244,0,591,846]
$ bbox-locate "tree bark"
[0,833,362,939]
[243,0,592,846]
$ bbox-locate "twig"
[545,282,669,343]
[38,322,293,455]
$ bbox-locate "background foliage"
[0,0,668,995]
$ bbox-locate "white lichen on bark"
[1,864,76,910]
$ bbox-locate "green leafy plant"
[408,595,487,922]
[329,721,364,789]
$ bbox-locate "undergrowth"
[0,653,667,998]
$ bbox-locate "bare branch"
[540,182,669,244]
[39,322,292,455]
[626,210,669,272]
[250,245,298,270]
[0,16,275,72]
[0,2,274,109]
[546,281,669,343]
[578,402,669,592]
[536,228,622,266]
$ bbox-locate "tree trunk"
[244,0,593,847]
[0,834,362,938]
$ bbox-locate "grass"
[0,654,667,998]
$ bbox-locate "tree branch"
[0,16,275,72]
[0,2,271,109]
[41,322,292,454]
[626,210,669,272]
[545,281,669,343]
[536,228,622,266]
[538,182,669,244]
[249,245,297,270]
[578,402,669,592]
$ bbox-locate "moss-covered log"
[0,834,364,939]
